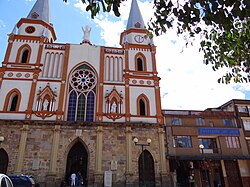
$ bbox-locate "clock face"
[134,35,144,43]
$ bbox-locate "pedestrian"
[71,172,76,186]
[77,172,83,187]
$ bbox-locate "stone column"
[49,125,61,174]
[94,126,103,187]
[15,125,29,173]
[158,127,170,187]
[46,125,61,186]
[125,127,133,186]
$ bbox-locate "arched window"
[21,49,29,63]
[16,44,31,64]
[137,94,150,116]
[135,53,147,72]
[67,91,77,121]
[139,99,146,116]
[86,91,95,122]
[137,58,143,71]
[4,89,21,112]
[67,64,97,122]
[10,94,18,111]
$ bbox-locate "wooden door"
[224,160,243,187]
[139,149,155,187]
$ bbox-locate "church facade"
[0,0,169,186]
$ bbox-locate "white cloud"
[74,0,87,12]
[0,20,6,30]
[155,32,248,110]
[93,17,125,47]
[73,0,250,110]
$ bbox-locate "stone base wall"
[0,120,170,187]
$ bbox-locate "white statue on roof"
[82,25,91,43]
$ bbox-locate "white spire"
[126,0,145,30]
[27,0,50,24]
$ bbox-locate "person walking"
[71,172,76,186]
[77,172,83,187]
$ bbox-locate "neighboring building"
[0,0,169,186]
[163,102,250,187]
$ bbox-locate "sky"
[0,0,250,110]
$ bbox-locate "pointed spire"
[27,0,50,24]
[126,0,145,30]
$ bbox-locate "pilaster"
[125,126,133,186]
[97,47,105,122]
[94,126,103,186]
[124,45,130,122]
[15,125,29,173]
[25,69,40,119]
[49,125,61,174]
[57,44,70,121]
[158,127,170,186]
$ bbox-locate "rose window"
[70,69,96,92]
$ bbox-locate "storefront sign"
[198,128,240,135]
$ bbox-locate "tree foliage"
[63,0,250,84]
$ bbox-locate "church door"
[0,148,9,174]
[66,142,88,186]
[139,150,155,187]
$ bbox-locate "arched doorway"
[139,149,155,187]
[66,141,88,186]
[0,148,9,174]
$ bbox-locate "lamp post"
[199,144,209,187]
[133,137,151,187]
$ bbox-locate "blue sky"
[1,0,250,110]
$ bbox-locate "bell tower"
[119,0,163,124]
[0,0,58,120]
[15,0,56,42]
[120,0,153,46]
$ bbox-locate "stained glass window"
[86,92,95,122]
[77,94,86,121]
[67,91,77,121]
[67,65,96,122]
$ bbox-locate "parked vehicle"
[0,173,14,187]
[8,174,40,187]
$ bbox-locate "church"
[0,0,169,186]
